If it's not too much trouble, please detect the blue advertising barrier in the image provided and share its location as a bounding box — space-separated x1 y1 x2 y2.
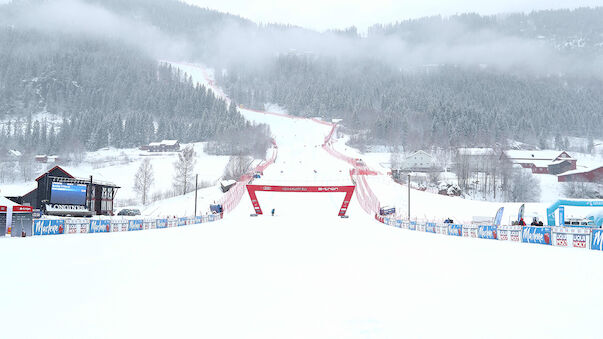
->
426 222 436 233
448 224 462 237
128 219 143 231
178 217 187 226
478 225 498 240
156 219 167 229
195 216 203 224
89 220 110 233
395 219 403 228
591 229 603 251
33 219 65 235
522 226 552 245
409 221 417 231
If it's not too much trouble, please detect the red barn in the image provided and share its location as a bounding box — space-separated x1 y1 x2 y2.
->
557 166 603 183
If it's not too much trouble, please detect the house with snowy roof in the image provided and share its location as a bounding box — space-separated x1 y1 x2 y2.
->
399 150 438 172
147 140 180 152
500 150 576 175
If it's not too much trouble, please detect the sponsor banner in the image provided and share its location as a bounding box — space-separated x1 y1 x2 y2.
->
494 207 504 227
591 230 603 251
559 206 565 226
187 217 195 225
33 219 65 236
552 227 591 249
167 219 178 228
522 227 552 245
478 225 497 240
417 223 426 232
395 219 403 228
66 219 89 234
498 225 522 242
156 219 167 229
435 224 448 235
195 216 203 224
128 219 143 231
90 219 111 233
425 222 436 233
409 221 417 231
178 217 187 226
448 224 462 237
111 220 128 232
143 220 154 230
462 225 478 238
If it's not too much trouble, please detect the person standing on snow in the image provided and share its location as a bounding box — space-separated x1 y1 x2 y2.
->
271 208 275 216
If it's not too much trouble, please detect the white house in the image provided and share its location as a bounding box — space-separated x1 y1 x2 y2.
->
400 150 436 171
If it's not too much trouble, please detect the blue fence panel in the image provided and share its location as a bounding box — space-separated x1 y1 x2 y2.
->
178 217 187 226
156 219 167 229
591 229 603 251
426 222 436 233
409 221 417 231
89 220 111 233
478 225 498 240
33 220 65 235
395 219 403 228
195 216 203 224
448 224 462 237
128 219 143 231
522 226 552 245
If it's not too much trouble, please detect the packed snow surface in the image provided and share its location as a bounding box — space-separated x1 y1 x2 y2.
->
2 62 603 338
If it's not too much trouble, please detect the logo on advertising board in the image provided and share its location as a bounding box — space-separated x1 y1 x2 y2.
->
156 219 168 229
573 234 587 248
499 231 508 241
511 230 521 242
128 220 143 231
34 220 65 236
396 220 403 228
522 227 551 245
448 224 462 236
409 221 416 230
0 206 6 212
555 233 568 247
591 230 603 251
89 220 110 233
178 217 187 226
318 187 339 191
478 226 497 240
426 223 436 233
13 205 33 212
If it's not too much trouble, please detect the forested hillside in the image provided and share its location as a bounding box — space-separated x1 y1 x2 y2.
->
220 54 602 149
0 10 271 158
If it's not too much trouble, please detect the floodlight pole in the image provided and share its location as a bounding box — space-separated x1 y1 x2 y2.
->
407 173 411 221
194 174 198 216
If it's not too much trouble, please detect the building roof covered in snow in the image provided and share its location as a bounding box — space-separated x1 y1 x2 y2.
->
161 140 179 146
457 148 495 156
502 150 574 161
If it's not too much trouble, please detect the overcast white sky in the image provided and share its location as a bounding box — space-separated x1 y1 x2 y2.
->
185 0 602 31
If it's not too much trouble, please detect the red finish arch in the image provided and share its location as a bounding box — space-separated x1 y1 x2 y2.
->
246 185 355 217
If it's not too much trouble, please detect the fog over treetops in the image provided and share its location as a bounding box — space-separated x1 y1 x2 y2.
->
1 0 601 150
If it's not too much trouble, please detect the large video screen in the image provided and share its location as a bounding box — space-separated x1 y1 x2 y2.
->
50 182 87 205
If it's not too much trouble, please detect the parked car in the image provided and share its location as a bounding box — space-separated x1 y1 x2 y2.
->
117 208 141 216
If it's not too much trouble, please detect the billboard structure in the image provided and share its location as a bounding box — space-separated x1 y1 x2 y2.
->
50 182 87 205
246 185 355 217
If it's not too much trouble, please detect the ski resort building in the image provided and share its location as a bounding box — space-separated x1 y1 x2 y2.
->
398 150 438 172
557 165 603 183
6 166 120 217
500 150 576 175
146 140 180 152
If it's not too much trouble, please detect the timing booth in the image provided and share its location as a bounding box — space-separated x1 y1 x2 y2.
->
17 166 120 217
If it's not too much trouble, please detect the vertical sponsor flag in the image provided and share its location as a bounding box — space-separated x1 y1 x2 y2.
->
559 206 565 226
517 204 525 223
494 207 504 227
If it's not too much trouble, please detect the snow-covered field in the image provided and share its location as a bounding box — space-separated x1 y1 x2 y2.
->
2 62 603 338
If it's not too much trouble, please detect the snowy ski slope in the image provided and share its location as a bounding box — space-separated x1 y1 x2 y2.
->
1 62 603 339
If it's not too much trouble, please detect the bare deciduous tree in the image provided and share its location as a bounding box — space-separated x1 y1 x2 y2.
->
134 159 154 205
223 155 253 181
173 145 196 195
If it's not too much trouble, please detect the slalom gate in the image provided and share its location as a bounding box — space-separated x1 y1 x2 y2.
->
246 185 355 216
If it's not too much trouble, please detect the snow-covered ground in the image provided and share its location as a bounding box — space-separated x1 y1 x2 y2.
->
2 62 603 338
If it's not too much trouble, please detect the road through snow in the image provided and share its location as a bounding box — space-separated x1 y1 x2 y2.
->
1 62 603 339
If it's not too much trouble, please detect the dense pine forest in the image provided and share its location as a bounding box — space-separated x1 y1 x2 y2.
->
0 28 270 157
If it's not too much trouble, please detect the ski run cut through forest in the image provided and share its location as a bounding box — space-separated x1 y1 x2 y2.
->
1 61 603 339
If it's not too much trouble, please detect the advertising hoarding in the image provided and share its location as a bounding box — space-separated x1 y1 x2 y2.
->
50 182 87 205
